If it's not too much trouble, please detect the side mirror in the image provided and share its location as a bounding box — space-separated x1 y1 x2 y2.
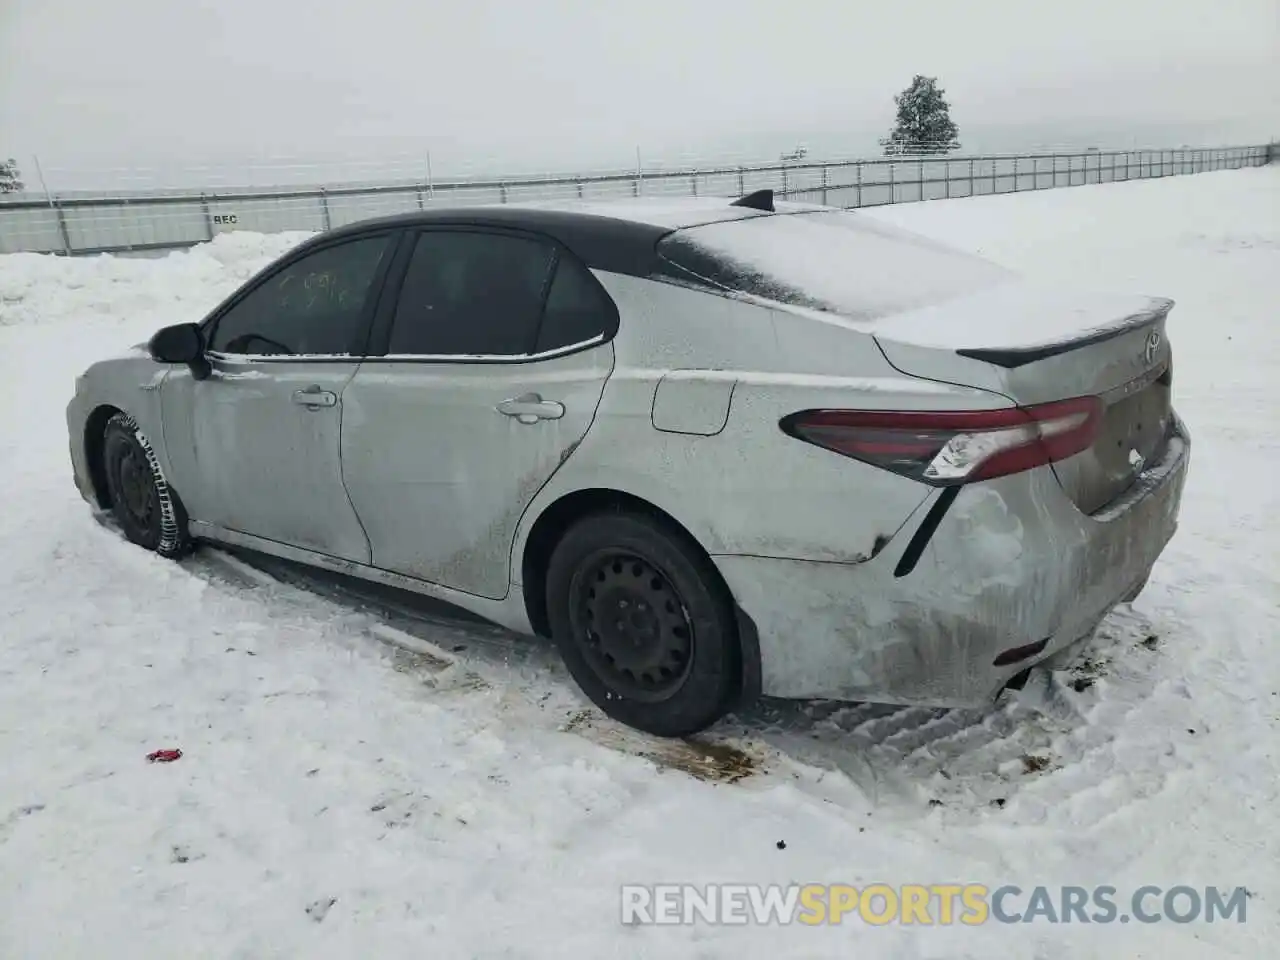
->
148 323 211 380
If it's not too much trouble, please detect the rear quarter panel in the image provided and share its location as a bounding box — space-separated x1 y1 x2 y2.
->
511 274 1010 571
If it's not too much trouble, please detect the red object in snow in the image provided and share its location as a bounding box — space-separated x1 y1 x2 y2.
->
146 749 183 763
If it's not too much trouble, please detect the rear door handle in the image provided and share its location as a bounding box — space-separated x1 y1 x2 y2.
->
496 392 565 424
292 386 338 409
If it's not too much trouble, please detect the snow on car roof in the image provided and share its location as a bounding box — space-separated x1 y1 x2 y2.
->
659 208 1015 321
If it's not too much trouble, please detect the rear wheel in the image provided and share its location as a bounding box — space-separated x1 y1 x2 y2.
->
101 412 191 558
546 511 739 737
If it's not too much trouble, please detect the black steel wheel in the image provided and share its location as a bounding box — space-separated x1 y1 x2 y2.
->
101 412 191 558
570 549 695 703
546 510 739 737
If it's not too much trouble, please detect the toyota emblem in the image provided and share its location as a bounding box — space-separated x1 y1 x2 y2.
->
1143 329 1161 365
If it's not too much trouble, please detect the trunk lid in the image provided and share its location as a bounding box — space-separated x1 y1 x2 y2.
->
873 282 1174 514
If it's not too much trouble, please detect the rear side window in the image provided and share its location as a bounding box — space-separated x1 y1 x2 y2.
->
388 231 555 356
535 255 618 353
657 210 1011 320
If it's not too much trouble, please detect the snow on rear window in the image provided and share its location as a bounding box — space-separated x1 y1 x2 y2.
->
658 210 1013 320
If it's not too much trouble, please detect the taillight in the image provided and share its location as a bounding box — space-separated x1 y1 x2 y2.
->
779 396 1103 485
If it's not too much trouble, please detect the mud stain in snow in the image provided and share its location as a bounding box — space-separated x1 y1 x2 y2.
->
569 715 762 785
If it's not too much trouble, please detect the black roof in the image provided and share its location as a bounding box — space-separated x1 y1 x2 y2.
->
312 198 781 279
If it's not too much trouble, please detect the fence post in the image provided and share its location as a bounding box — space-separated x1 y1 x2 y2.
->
500 182 509 204
201 192 214 240
320 188 332 230
821 165 829 206
737 166 745 195
54 204 72 255
122 196 134 252
32 154 72 255
855 161 862 207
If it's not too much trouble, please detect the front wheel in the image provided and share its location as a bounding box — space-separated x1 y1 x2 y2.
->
545 511 740 737
101 412 191 558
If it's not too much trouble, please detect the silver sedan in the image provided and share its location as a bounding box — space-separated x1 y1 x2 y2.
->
65 191 1189 736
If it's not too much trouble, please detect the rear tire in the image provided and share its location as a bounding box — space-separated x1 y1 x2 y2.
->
545 511 739 737
101 412 191 559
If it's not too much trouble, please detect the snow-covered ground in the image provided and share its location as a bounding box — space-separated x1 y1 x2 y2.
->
2 168 1277 959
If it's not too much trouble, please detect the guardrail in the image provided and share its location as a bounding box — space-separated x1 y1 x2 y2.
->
0 144 1271 256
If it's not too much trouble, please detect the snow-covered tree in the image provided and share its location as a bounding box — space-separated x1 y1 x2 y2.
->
0 158 23 193
881 76 960 156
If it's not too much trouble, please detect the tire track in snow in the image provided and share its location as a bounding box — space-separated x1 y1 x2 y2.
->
179 540 1193 826
191 547 773 788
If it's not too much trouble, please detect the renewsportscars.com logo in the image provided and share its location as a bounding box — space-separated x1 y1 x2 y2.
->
621 884 1251 926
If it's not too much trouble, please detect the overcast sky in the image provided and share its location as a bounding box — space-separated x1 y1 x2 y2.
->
1 0 1276 186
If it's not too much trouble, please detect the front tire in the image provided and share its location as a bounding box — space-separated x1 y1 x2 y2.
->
101 412 191 559
546 511 740 737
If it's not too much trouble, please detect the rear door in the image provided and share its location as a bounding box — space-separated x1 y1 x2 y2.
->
160 232 397 560
340 227 616 599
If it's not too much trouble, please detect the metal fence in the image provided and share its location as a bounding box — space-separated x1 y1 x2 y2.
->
0 143 1272 257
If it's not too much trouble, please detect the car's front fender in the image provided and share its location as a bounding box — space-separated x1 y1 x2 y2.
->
68 352 174 506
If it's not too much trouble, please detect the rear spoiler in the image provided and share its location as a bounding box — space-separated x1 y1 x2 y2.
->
956 298 1174 368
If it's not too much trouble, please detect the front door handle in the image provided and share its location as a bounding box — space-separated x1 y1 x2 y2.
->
496 392 565 424
292 386 337 409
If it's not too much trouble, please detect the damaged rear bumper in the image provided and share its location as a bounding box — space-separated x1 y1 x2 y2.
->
715 414 1190 706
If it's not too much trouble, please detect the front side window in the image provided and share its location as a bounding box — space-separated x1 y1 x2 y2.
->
388 230 555 356
209 235 391 356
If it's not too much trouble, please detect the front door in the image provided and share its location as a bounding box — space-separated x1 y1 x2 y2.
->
161 232 396 561
340 228 617 599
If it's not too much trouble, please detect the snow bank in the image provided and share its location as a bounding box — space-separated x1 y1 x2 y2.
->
0 231 313 330
1 168 1277 959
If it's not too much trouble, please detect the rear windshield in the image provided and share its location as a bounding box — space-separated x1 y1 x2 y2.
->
656 210 1011 320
